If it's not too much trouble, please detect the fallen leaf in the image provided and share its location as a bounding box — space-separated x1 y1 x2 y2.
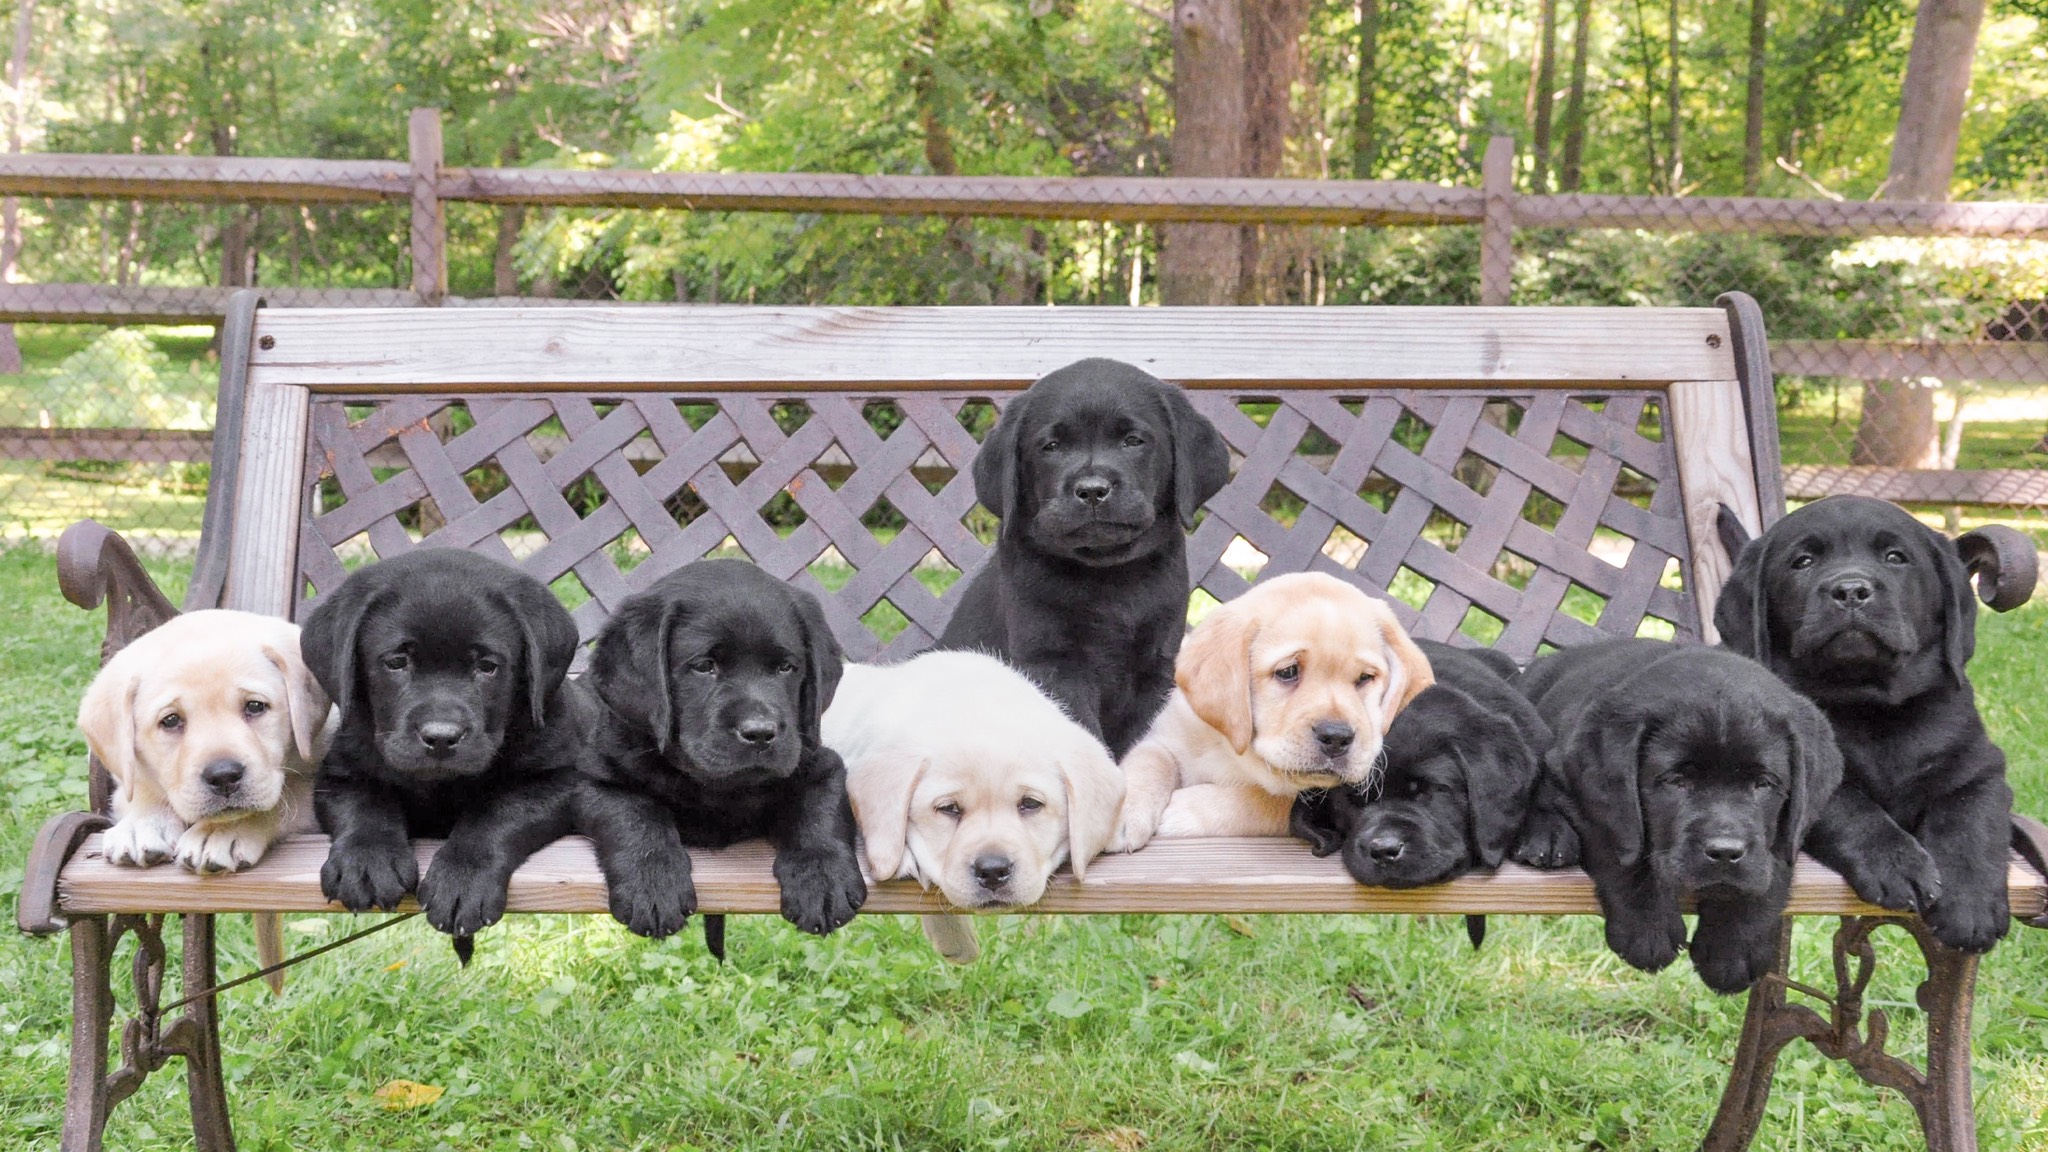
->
384 960 407 972
1087 1126 1150 1151
372 1080 443 1111
1222 915 1257 938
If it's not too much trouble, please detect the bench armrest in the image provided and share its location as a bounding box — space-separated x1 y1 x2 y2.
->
16 811 110 935
2014 815 2048 930
57 519 179 814
1958 524 2037 613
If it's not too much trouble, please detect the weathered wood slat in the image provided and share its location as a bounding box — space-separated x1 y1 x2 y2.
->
247 306 1738 391
0 427 212 463
223 383 310 617
1772 340 2048 385
54 833 2048 918
439 167 1485 226
0 153 411 202
1668 379 1765 642
1783 465 2048 508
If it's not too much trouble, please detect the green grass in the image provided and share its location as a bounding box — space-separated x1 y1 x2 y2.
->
4 546 2048 1150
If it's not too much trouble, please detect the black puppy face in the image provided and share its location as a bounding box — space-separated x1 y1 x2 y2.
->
1297 686 1536 888
300 549 581 784
1720 496 1971 706
973 359 1229 567
1561 652 1841 898
590 560 842 785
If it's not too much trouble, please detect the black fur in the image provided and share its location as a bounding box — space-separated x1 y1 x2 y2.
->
577 559 866 942
1516 639 1842 993
1717 495 2022 953
301 549 586 951
937 358 1230 758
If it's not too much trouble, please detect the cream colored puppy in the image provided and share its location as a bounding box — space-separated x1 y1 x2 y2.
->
1117 572 1433 847
78 610 330 875
828 650 1124 961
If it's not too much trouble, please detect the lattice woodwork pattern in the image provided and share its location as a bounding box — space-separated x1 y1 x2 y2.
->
297 389 1699 664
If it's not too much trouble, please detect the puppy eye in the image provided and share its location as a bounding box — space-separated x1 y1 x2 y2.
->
242 700 269 719
1274 663 1300 683
935 801 963 819
1884 549 1909 565
158 713 184 732
1040 438 1060 453
1018 796 1045 814
382 653 409 672
1356 671 1377 687
687 658 716 675
1790 555 1815 570
776 660 797 675
1121 433 1145 448
474 658 499 677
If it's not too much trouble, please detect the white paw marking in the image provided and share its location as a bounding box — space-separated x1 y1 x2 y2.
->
175 822 272 875
104 810 185 868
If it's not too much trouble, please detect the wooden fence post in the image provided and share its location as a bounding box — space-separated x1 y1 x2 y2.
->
409 108 446 306
1480 135 1515 306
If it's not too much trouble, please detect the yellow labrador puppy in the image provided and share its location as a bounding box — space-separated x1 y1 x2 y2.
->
78 610 330 875
1116 572 1433 848
827 650 1124 963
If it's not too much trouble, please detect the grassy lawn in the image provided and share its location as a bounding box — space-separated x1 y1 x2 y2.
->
4 545 2048 1151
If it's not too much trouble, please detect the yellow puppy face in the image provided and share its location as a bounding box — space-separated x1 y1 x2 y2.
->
79 611 326 827
1178 572 1433 793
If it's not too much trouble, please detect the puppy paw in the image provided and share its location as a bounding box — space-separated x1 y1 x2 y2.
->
777 850 867 936
605 850 696 939
418 854 511 938
1923 886 2010 954
1837 842 1943 914
1511 811 1580 869
104 810 184 867
1111 807 1161 854
1605 912 1686 973
320 841 419 912
174 821 272 875
1690 934 1778 995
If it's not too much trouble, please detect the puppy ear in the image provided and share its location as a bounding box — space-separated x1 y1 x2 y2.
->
505 580 580 727
591 596 683 754
1924 525 1982 686
1288 787 1348 856
1374 614 1436 730
1458 711 1544 869
1714 520 1772 662
298 576 379 723
78 656 142 793
790 588 845 744
263 638 331 763
1058 736 1125 879
1776 696 1844 864
845 753 923 881
1553 705 1649 869
1176 599 1257 754
1158 386 1231 529
971 391 1027 525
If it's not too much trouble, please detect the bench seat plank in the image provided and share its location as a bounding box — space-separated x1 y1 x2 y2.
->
56 834 2048 919
246 306 1737 392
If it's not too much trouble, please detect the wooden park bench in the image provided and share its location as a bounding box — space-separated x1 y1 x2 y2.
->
19 289 2048 1152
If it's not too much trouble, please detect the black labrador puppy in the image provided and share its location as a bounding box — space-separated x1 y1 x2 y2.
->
1716 495 2037 953
1516 639 1842 993
301 549 587 957
577 559 866 944
938 358 1231 758
1292 640 1550 887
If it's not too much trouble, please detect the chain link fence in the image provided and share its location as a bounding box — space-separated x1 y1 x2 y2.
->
0 124 2042 552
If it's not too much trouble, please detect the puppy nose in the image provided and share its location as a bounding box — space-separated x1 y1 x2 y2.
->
417 721 467 755
1313 721 1355 757
1072 476 1113 505
1703 836 1748 864
1366 833 1405 863
200 760 245 795
1828 577 1874 608
736 718 778 746
971 854 1013 888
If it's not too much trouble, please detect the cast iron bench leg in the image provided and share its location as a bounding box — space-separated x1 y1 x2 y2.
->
61 916 114 1152
1702 916 1979 1152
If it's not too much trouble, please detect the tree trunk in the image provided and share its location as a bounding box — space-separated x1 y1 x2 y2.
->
911 0 980 300
1664 0 1681 192
1560 0 1592 191
1238 0 1309 303
1160 0 1244 306
1529 0 1559 193
1853 0 1987 467
494 140 522 297
1353 0 1381 177
0 0 34 374
1742 0 1766 194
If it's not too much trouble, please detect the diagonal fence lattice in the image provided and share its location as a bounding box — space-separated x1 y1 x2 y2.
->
300 387 1699 665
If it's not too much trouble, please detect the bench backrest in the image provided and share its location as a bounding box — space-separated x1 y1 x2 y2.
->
207 299 1779 665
